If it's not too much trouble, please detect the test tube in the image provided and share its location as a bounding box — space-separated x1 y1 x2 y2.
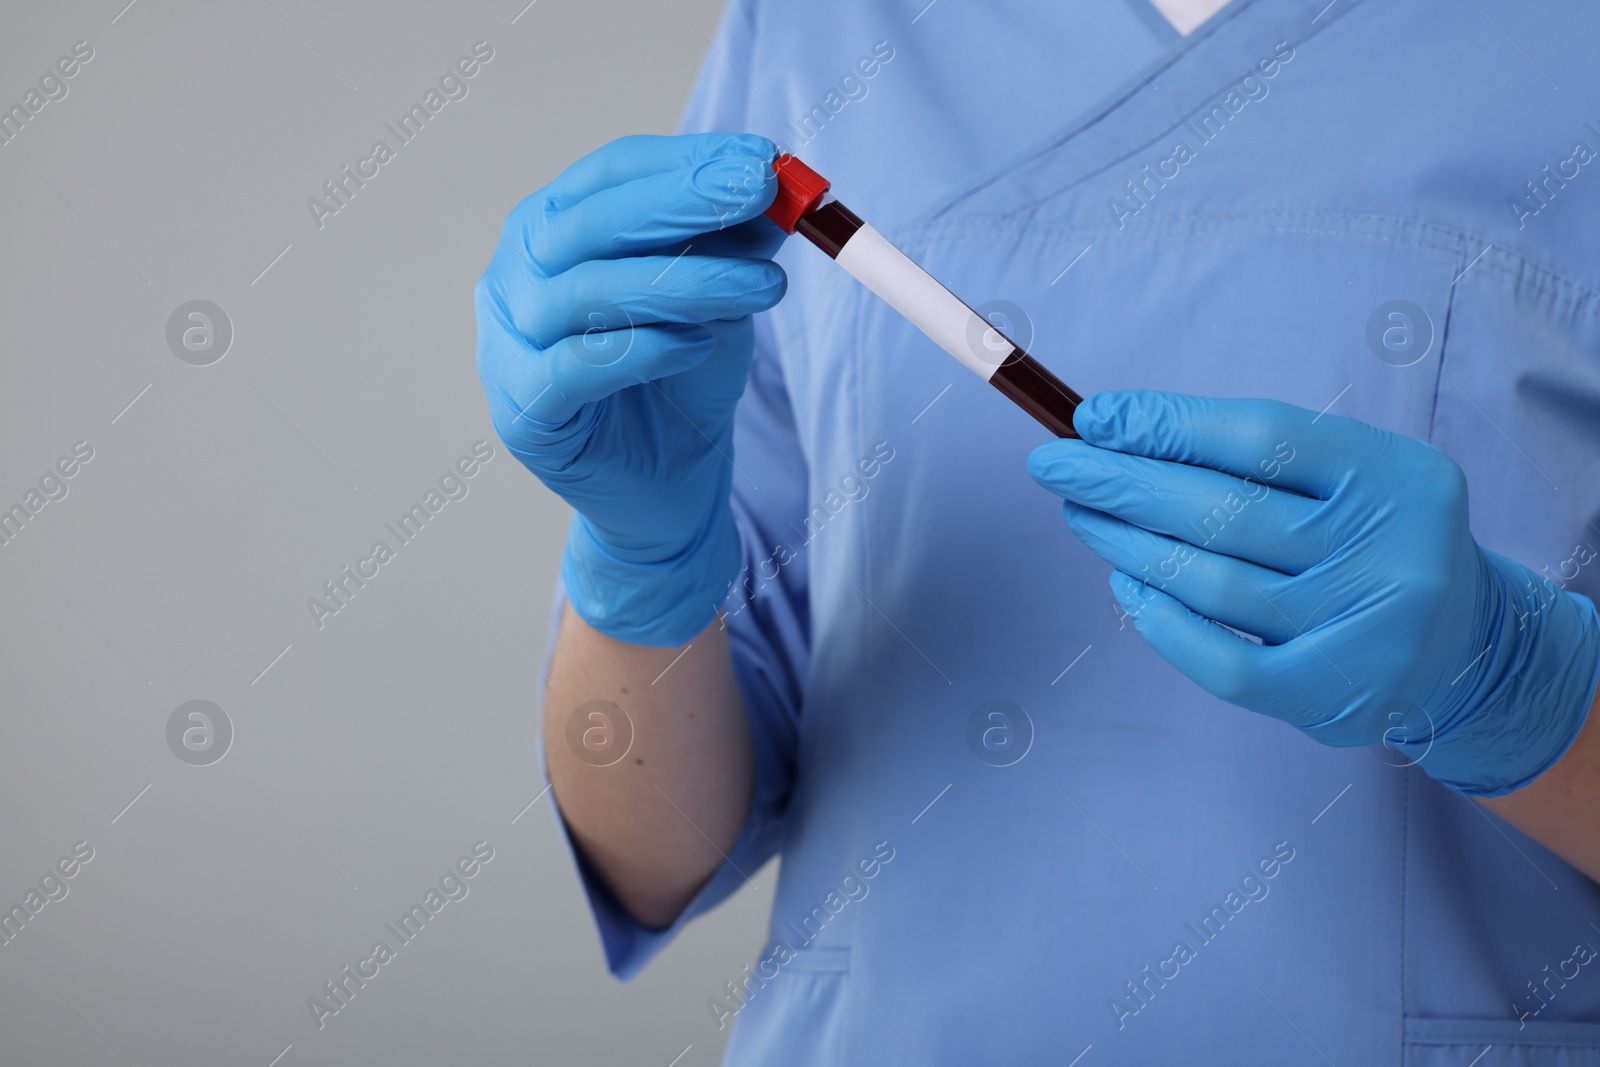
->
763 154 1083 438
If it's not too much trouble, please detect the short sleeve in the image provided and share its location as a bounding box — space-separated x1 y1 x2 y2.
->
535 0 811 980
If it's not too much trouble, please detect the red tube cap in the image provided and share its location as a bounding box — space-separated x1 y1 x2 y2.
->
764 154 831 234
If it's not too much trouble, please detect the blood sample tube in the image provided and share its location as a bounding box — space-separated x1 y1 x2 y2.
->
763 154 1083 438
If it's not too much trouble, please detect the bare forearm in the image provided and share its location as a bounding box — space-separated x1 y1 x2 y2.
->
543 603 752 929
1480 680 1600 883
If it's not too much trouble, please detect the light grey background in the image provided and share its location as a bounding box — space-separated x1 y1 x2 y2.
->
0 2 775 1064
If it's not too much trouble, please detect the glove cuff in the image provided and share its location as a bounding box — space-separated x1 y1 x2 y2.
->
560 504 741 647
1416 551 1600 797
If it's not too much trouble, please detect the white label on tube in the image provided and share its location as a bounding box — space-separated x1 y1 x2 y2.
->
834 223 1007 381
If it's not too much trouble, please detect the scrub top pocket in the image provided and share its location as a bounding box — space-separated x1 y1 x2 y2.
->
1405 1019 1600 1066
724 947 854 1065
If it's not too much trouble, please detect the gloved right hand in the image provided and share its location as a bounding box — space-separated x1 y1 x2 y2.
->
475 133 785 646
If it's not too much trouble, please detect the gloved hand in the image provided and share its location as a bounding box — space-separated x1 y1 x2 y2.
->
475 133 785 645
1027 390 1600 797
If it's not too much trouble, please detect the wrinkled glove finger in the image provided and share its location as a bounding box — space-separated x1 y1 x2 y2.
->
1029 438 1328 575
1062 501 1305 643
487 254 784 350
1072 390 1386 502
511 148 776 276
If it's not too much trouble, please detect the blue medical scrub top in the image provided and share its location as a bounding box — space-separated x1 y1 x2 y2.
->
538 0 1600 1062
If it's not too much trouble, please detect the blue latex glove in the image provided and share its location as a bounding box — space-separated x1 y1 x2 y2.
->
1028 390 1600 797
475 133 785 645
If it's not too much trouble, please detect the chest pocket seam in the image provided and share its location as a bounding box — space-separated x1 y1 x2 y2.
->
920 210 1600 320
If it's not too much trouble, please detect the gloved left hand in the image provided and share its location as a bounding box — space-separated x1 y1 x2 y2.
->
1027 390 1600 797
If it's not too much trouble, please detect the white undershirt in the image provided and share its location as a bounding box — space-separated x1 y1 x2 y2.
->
1148 0 1233 35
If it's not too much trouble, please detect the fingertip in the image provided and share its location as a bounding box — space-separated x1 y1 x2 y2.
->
1072 390 1133 445
1109 568 1143 604
1107 570 1263 706
1082 390 1205 458
692 155 779 225
1108 570 1156 631
1059 498 1097 532
749 255 787 292
739 260 788 312
1072 391 1107 443
658 321 718 349
1026 438 1085 487
714 258 788 309
758 260 788 306
1026 444 1057 484
714 132 778 162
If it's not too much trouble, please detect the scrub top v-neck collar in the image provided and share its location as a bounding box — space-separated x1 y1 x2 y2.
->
1124 0 1187 41
925 0 1372 229
1134 0 1242 38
